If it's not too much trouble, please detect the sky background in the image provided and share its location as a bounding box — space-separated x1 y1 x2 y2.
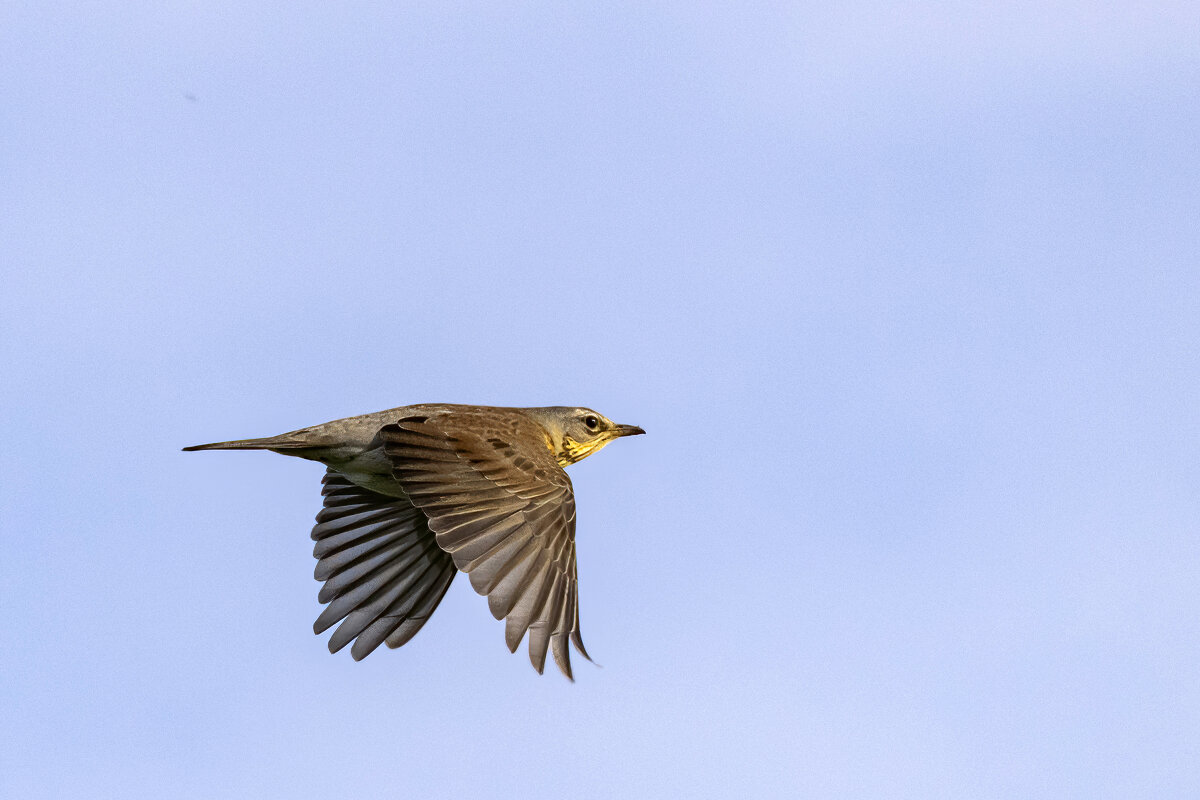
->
3 2 1199 798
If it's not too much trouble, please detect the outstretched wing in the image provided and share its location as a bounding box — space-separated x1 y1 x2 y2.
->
380 413 590 679
310 471 456 661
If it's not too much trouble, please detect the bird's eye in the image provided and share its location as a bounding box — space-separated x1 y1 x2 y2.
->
584 415 599 430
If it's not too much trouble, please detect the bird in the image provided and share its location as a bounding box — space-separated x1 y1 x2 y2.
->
183 404 645 680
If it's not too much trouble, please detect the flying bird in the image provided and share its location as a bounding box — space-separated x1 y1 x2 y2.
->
184 404 644 679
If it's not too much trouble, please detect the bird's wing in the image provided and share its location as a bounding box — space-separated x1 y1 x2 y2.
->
380 413 590 679
310 470 456 660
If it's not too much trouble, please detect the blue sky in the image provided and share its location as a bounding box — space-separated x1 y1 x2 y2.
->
3 3 1199 797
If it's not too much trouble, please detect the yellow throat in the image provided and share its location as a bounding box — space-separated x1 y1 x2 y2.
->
555 435 609 467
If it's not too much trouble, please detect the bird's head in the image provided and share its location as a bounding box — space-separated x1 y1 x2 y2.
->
522 407 645 467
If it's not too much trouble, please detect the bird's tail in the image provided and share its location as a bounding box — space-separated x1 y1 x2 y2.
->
182 435 311 452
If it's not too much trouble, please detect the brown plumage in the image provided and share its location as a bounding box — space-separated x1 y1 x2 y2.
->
184 404 644 680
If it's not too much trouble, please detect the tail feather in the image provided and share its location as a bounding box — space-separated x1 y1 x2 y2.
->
182 436 309 452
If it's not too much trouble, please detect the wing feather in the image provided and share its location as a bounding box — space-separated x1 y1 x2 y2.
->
381 412 591 679
308 471 455 655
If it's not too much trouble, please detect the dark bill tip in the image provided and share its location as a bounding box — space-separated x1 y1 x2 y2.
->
613 424 646 437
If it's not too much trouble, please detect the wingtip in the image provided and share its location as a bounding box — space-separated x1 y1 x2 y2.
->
551 635 574 681
570 631 595 664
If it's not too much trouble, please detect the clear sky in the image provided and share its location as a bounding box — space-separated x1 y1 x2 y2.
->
3 3 1199 798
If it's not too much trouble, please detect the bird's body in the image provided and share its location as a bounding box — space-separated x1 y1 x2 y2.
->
184 404 643 679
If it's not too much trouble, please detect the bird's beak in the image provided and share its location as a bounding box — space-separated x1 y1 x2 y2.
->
612 424 646 438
